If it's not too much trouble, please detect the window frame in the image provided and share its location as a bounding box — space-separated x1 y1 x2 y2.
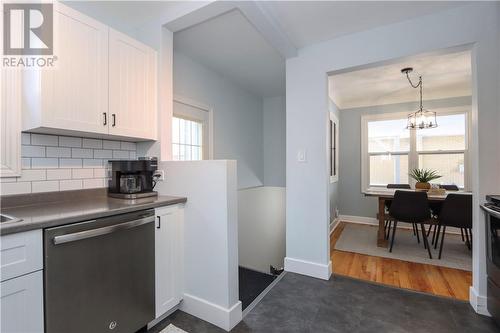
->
172 96 213 161
361 107 470 191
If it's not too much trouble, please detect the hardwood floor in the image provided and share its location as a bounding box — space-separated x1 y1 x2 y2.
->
330 222 472 301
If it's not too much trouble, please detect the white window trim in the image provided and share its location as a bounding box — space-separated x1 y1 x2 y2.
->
329 111 339 183
173 95 214 160
361 106 471 192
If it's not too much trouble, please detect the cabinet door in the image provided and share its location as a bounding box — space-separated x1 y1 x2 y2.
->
38 3 109 134
0 68 21 178
155 205 183 318
1 271 44 333
109 28 157 140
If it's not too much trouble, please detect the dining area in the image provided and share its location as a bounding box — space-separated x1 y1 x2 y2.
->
363 182 473 261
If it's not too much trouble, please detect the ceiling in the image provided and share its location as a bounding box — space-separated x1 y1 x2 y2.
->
329 50 472 110
174 9 285 98
260 1 468 49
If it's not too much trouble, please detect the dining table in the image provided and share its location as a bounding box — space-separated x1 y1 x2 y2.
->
363 188 472 248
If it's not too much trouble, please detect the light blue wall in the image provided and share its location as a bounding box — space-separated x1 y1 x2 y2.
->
338 96 472 218
174 51 264 189
263 96 286 187
328 99 340 222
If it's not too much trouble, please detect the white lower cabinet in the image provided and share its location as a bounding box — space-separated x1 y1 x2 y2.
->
1 270 44 333
155 205 184 318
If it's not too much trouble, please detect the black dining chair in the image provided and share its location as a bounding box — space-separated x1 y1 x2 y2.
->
435 193 472 259
428 184 461 243
388 190 433 259
384 184 412 239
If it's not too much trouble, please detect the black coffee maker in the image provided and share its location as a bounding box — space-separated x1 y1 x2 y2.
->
108 158 158 199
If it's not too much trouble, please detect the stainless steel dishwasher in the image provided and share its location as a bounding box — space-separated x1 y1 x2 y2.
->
44 209 155 333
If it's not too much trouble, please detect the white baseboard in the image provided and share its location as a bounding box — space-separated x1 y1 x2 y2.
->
330 218 340 235
180 293 242 331
339 215 461 235
339 215 378 225
469 286 491 316
284 257 332 280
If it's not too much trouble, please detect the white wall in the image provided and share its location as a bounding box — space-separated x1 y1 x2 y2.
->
238 186 286 273
338 96 472 218
263 96 286 187
286 3 499 316
173 51 264 189
155 160 241 331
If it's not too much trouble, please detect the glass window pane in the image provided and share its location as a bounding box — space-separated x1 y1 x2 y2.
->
369 154 409 186
183 145 191 160
418 153 464 188
172 117 180 144
417 113 466 151
172 144 180 161
368 119 410 153
192 121 202 146
192 146 201 161
179 118 186 144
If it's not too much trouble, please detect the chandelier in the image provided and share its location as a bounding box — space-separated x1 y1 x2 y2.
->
401 67 437 130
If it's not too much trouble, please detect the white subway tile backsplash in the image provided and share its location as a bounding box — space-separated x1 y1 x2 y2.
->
59 158 83 168
112 150 129 159
82 138 102 149
72 148 93 158
2 133 137 195
31 134 58 146
59 136 82 148
60 179 83 191
1 182 31 195
22 158 31 169
32 158 59 169
46 147 71 158
103 140 121 150
18 169 46 182
83 178 104 189
0 177 17 183
121 142 136 151
72 168 93 179
22 145 45 157
83 159 103 168
32 180 59 193
93 168 106 178
21 133 31 145
94 149 113 159
47 169 72 180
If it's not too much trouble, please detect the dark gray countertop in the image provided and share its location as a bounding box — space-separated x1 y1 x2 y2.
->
0 189 187 235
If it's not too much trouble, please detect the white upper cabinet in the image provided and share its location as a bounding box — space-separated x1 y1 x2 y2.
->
23 4 109 136
109 29 157 140
22 3 157 141
1 68 22 178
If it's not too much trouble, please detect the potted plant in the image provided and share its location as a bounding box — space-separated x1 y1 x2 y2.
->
409 168 442 190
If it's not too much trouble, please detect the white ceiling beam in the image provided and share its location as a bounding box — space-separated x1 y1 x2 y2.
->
236 1 297 58
164 1 297 59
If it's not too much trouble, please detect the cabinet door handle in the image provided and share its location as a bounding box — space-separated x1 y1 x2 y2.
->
156 216 161 229
112 114 116 127
103 113 107 126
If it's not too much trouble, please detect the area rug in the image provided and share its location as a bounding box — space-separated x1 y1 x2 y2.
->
160 324 188 333
334 223 472 271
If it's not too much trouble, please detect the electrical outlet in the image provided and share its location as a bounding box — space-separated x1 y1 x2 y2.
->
154 169 165 181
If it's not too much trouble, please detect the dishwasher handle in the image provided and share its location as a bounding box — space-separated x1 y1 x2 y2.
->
53 215 154 245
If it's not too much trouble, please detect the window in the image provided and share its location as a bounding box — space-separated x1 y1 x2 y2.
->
172 99 211 161
362 109 469 189
172 116 203 161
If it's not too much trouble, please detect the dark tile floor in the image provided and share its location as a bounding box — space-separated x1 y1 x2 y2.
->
150 273 498 333
238 266 276 310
